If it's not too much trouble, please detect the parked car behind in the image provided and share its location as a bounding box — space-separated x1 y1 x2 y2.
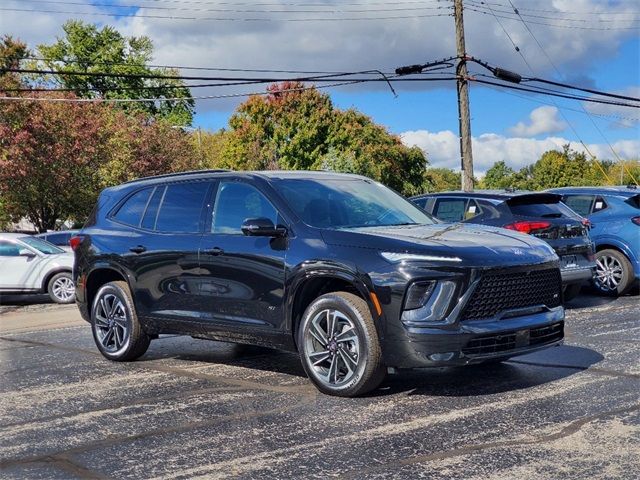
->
74 170 565 397
411 190 595 301
0 233 75 303
548 186 640 295
36 230 79 252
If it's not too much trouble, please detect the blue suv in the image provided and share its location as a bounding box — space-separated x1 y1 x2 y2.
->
548 186 640 295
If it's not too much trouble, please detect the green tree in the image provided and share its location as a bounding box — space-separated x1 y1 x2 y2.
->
483 161 516 189
221 82 427 194
37 20 194 125
422 168 461 192
0 36 29 92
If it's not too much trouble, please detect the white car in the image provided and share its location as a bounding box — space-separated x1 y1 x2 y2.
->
0 233 75 304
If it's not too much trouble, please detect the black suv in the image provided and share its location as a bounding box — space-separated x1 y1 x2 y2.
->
411 191 596 301
74 171 565 397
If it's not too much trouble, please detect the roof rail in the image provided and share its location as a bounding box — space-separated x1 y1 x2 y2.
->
122 169 230 185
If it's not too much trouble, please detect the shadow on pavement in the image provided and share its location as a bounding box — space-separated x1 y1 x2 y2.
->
139 335 603 398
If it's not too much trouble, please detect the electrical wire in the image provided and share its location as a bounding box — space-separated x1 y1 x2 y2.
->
0 6 454 21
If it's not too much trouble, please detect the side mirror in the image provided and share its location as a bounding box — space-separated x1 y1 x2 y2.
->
19 248 36 257
241 217 287 237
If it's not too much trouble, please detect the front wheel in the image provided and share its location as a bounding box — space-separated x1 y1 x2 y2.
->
298 292 386 397
91 281 150 361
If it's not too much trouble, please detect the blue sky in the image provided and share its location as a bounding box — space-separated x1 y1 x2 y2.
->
2 0 639 172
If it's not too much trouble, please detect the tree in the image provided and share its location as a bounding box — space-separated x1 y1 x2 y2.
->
0 94 113 231
220 82 427 194
483 161 516 189
422 168 461 192
36 20 194 125
0 36 29 91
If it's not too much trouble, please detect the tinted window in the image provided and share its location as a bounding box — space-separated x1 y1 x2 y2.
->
593 195 608 213
113 188 153 227
0 240 20 257
155 182 210 233
45 232 72 246
433 198 466 222
275 178 434 229
412 198 428 210
624 194 640 209
212 182 278 234
563 195 594 216
509 201 580 219
141 186 165 230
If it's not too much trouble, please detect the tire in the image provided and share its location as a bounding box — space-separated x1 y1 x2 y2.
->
91 281 150 361
593 249 633 296
47 272 76 304
297 292 386 397
562 284 582 302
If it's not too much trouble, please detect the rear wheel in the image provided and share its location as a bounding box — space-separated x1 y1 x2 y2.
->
47 272 75 304
594 249 633 296
298 292 386 397
91 281 150 361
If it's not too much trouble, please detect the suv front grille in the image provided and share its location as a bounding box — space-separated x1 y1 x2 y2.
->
461 267 562 321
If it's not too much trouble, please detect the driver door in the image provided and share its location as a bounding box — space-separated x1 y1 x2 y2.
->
197 180 288 334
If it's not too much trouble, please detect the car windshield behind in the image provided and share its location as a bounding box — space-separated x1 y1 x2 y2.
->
20 236 65 254
274 177 436 229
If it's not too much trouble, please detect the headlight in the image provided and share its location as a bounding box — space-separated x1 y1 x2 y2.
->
381 252 462 263
402 280 458 325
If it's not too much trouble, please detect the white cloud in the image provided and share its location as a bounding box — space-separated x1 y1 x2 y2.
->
508 106 567 137
401 129 640 174
1 0 638 114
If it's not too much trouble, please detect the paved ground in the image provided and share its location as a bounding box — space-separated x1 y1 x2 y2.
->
0 292 638 479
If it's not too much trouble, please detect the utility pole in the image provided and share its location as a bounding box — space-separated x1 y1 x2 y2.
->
454 0 474 191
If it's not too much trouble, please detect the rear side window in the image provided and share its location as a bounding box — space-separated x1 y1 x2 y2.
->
563 195 594 216
155 182 210 233
412 197 429 210
45 233 71 246
141 186 165 230
433 198 466 222
593 196 608 213
113 188 153 227
624 194 640 209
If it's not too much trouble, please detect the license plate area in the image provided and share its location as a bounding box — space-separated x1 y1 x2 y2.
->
562 255 578 268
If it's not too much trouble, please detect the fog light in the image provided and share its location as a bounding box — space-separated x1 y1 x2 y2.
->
428 352 455 362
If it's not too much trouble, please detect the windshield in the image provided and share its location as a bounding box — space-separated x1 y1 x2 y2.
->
274 177 436 229
19 236 65 255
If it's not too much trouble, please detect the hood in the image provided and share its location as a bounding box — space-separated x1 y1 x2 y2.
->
321 223 558 267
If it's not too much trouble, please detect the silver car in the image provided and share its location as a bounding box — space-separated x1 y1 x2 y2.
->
0 233 75 304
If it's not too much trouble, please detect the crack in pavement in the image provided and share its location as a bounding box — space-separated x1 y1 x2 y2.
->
339 403 640 478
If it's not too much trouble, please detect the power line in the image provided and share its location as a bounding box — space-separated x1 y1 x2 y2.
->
466 1 640 22
465 0 638 16
504 0 638 184
465 7 639 30
22 0 453 14
0 6 454 21
523 78 640 103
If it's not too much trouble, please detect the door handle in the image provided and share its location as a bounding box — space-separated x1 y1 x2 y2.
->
129 245 147 254
203 247 224 256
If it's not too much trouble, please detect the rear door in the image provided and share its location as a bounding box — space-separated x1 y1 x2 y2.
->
107 181 211 324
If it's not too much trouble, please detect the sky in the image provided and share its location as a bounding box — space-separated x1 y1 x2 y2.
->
1 0 639 174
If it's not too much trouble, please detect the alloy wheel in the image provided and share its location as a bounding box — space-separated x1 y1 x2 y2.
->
595 254 624 292
304 309 361 387
94 293 129 353
51 276 75 302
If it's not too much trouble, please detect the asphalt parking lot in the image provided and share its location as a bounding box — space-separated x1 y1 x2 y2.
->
0 293 638 479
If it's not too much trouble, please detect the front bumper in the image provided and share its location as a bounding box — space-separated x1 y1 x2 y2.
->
381 306 565 368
